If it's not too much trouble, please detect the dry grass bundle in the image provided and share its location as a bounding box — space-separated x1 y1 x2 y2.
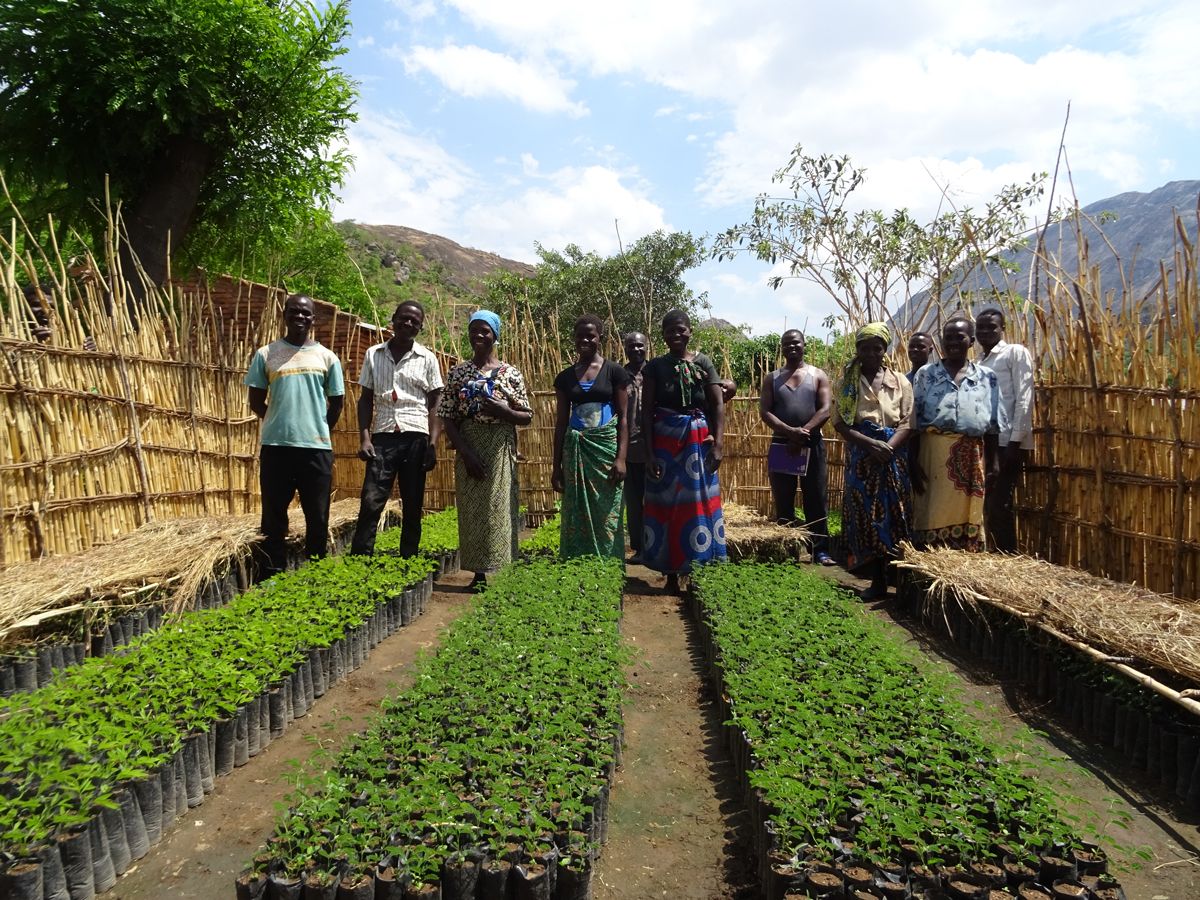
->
722 501 812 563
896 544 1200 687
0 498 371 643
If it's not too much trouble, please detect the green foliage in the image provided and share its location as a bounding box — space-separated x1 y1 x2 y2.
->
257 558 626 886
694 329 857 387
712 145 1044 329
0 0 357 269
0 553 432 852
692 562 1081 869
374 507 460 556
484 231 707 347
519 512 562 558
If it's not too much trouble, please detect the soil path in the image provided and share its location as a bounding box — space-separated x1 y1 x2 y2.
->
593 567 757 900
110 569 474 900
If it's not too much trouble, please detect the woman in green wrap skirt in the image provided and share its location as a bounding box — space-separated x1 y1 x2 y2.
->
552 314 631 558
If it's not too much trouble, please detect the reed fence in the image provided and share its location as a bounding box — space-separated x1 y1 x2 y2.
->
2 203 1198 599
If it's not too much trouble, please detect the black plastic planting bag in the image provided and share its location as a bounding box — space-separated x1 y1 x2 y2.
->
34 839 70 900
132 773 164 845
100 799 131 875
300 870 337 899
0 857 43 900
235 867 268 900
477 859 510 900
335 870 374 899
512 862 550 900
266 871 303 899
89 813 117 893
57 823 95 900
372 863 411 900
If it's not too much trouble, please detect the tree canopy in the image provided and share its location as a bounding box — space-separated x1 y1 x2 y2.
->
0 0 357 286
483 230 708 349
712 145 1044 331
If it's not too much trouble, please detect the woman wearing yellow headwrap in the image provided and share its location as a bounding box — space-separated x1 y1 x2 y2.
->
832 322 914 599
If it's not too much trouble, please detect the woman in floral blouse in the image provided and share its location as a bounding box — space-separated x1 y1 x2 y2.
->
437 310 532 589
910 315 1006 552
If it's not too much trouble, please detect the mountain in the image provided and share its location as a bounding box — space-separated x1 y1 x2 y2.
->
896 179 1199 327
336 221 535 319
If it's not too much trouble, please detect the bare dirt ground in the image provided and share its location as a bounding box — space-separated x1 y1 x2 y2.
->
594 567 757 900
110 569 474 900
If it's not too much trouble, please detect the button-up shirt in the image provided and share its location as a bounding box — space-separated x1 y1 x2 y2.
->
854 366 912 430
358 340 444 435
912 360 1006 438
978 340 1035 449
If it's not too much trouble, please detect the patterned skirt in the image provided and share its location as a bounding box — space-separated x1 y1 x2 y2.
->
912 429 985 552
843 421 912 572
454 419 520 573
642 409 727 574
561 419 625 559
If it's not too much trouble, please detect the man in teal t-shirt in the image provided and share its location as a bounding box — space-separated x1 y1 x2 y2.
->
245 294 345 575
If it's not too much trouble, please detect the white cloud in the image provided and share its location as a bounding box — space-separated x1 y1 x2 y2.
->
691 261 843 339
334 115 475 234
401 44 588 117
389 0 439 20
520 153 540 176
461 166 668 262
357 35 375 48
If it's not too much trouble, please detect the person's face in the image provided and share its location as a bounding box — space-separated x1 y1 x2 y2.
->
283 297 315 338
941 321 974 363
663 318 691 354
781 331 805 365
468 319 496 354
624 333 647 366
857 336 887 372
392 304 424 339
907 335 933 369
575 322 601 358
975 314 1003 352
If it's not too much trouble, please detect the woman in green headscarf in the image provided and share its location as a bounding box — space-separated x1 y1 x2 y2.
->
832 322 914 599
640 309 728 593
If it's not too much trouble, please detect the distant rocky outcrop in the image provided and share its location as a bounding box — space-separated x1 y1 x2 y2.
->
352 223 535 294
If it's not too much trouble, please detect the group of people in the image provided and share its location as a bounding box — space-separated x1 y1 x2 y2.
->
244 295 1032 598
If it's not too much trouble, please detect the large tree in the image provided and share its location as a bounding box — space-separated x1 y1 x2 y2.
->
712 145 1044 330
0 0 357 286
485 230 708 347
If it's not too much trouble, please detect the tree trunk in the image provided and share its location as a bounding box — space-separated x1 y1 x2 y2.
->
120 134 213 291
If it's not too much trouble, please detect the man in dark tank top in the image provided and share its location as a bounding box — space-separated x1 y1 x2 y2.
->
758 329 835 564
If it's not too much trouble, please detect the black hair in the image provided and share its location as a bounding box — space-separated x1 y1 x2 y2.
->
781 328 805 341
575 313 605 337
623 330 647 342
908 330 933 343
662 309 691 329
976 307 1005 327
394 300 425 318
285 293 315 309
943 314 976 339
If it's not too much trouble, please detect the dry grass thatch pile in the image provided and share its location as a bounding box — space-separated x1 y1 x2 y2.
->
722 501 812 563
0 498 370 643
896 544 1200 687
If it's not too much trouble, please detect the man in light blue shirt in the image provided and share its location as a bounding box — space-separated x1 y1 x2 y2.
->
245 294 345 575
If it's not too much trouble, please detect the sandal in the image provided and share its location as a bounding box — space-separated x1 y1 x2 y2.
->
814 552 836 567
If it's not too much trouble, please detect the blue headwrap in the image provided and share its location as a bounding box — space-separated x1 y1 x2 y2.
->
469 309 502 341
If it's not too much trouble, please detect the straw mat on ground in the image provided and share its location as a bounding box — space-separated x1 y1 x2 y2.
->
0 498 373 643
897 545 1200 686
723 501 812 563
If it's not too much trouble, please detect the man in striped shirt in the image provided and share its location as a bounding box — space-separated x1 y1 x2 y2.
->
350 301 445 557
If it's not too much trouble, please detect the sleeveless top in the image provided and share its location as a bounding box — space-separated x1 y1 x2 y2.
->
769 366 823 444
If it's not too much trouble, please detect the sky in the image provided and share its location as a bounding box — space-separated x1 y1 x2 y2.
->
331 0 1200 337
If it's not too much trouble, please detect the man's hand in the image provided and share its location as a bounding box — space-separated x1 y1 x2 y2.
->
1000 442 1023 472
552 467 565 493
423 442 437 472
358 437 377 461
480 395 512 421
708 442 723 472
609 459 626 484
868 439 893 464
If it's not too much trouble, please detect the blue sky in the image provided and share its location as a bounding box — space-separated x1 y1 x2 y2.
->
331 0 1199 336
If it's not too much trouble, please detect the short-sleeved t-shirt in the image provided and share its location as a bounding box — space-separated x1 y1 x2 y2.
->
644 352 721 412
245 339 345 449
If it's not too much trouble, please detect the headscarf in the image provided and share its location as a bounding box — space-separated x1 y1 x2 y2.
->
837 322 891 426
469 309 502 341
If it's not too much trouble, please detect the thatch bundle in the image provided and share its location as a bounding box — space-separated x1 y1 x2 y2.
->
0 498 374 643
896 544 1200 687
722 501 812 563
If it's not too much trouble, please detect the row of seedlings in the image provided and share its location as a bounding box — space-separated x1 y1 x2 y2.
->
902 583 1200 816
519 511 562 560
689 563 1126 900
0 514 392 696
238 557 626 900
375 507 462 577
0 548 435 900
